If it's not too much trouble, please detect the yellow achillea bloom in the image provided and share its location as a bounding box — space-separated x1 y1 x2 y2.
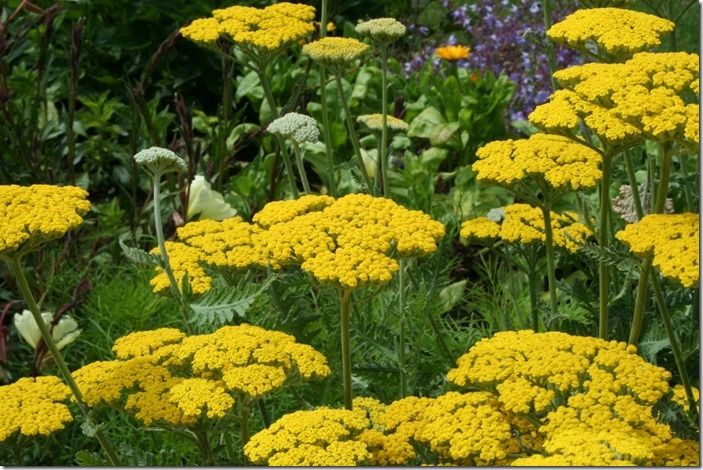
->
461 204 591 253
651 437 700 466
671 384 700 412
149 241 212 295
473 133 602 192
616 212 699 288
547 8 674 59
244 400 373 466
0 185 90 258
181 3 315 53
435 45 470 61
73 324 329 426
302 37 369 67
150 194 445 292
0 376 73 441
357 113 409 132
529 89 642 146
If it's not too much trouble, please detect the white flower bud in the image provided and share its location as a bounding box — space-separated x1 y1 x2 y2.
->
13 310 81 351
267 112 320 145
187 175 238 221
133 146 187 175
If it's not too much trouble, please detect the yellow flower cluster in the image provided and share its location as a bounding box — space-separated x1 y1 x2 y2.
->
615 213 699 288
671 385 700 412
551 52 698 143
460 204 592 253
0 376 73 441
302 37 369 67
244 400 373 466
529 89 642 146
150 194 445 292
180 2 315 52
435 45 470 61
547 8 674 58
0 185 91 258
444 330 701 466
73 324 329 426
473 133 602 192
149 241 212 295
357 113 409 132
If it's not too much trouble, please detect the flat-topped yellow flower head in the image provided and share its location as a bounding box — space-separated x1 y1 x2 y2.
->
303 37 369 67
0 185 91 259
435 44 470 61
616 212 699 288
473 134 602 192
357 113 409 132
355 18 406 45
548 8 674 59
460 204 591 253
0 376 73 442
149 241 212 295
245 404 373 466
182 3 315 53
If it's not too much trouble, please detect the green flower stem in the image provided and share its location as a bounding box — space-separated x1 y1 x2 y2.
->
650 273 698 418
223 431 237 464
628 146 673 345
526 249 540 332
255 66 299 198
257 397 271 428
398 258 407 398
623 151 645 216
540 203 559 317
6 257 121 466
379 46 390 197
541 0 558 92
292 143 312 194
333 73 374 193
340 288 353 410
217 56 233 191
598 153 613 339
318 0 337 196
678 154 692 211
152 173 191 332
240 398 250 448
194 429 214 466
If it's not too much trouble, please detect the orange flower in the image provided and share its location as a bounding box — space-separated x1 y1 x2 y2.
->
435 44 470 61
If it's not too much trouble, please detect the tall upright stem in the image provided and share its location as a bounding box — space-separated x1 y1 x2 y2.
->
6 258 120 466
256 66 299 198
239 398 250 447
541 0 558 92
629 146 673 344
398 259 407 397
217 56 233 191
292 143 311 194
540 204 558 317
527 251 539 332
333 73 374 193
340 288 353 410
318 0 337 196
379 46 390 197
598 153 613 339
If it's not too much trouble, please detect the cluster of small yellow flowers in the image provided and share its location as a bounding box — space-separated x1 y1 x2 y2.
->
167 378 235 419
434 45 470 61
615 213 699 288
181 3 315 53
671 385 700 412
473 133 602 192
0 376 73 441
0 185 91 258
176 217 266 269
529 89 642 146
551 52 698 144
461 204 591 253
149 194 445 292
357 113 409 132
459 216 501 242
683 103 699 149
252 194 335 227
651 437 700 466
444 330 698 465
73 324 329 427
302 37 369 67
149 241 211 295
547 8 674 59
244 402 373 466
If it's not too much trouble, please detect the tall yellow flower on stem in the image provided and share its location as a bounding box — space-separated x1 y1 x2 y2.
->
0 185 120 465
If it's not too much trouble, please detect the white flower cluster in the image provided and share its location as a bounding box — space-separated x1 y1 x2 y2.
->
267 112 320 144
133 146 187 175
355 18 406 44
